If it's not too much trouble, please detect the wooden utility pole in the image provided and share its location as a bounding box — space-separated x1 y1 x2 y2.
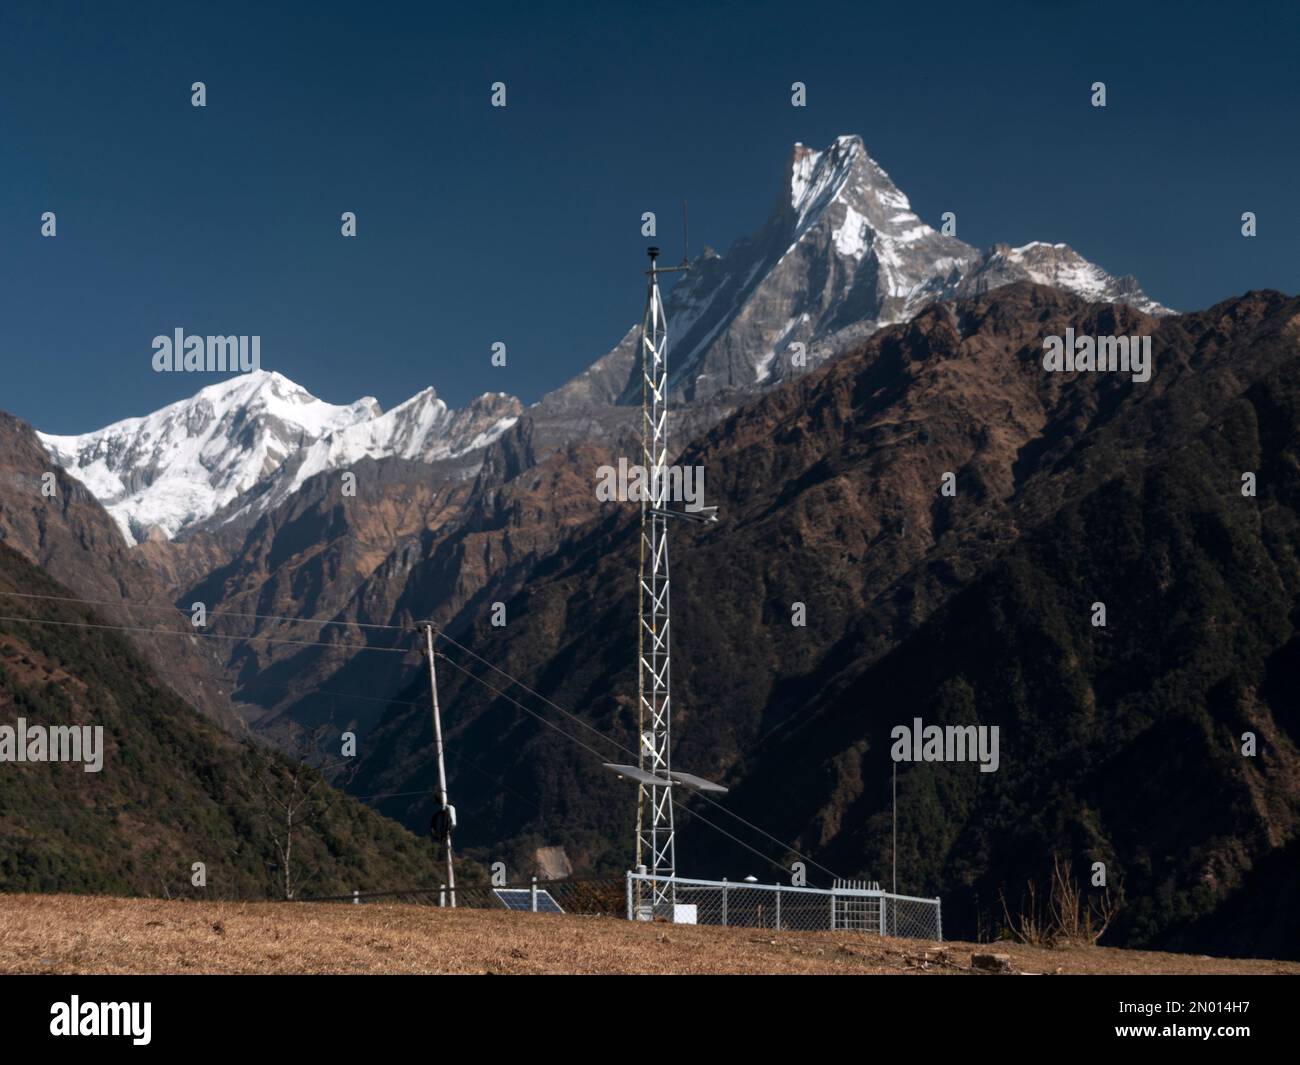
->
423 624 456 906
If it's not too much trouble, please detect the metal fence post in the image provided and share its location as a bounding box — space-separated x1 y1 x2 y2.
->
936 897 943 942
721 879 728 927
439 884 446 908
531 876 538 913
830 891 835 931
774 883 781 932
879 892 886 936
626 871 633 921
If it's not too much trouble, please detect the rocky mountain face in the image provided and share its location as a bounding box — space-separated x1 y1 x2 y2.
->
169 453 474 739
344 285 1300 956
167 433 631 743
955 241 1166 311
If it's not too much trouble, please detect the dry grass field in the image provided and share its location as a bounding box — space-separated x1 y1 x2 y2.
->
1 894 1296 975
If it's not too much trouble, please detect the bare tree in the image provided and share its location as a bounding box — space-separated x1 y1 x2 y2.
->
999 854 1120 947
244 726 356 900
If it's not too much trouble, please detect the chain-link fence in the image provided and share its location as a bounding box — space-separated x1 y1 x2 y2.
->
625 873 941 940
296 874 940 940
295 877 625 916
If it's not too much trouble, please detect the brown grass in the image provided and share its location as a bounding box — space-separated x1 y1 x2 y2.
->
0 894 1295 975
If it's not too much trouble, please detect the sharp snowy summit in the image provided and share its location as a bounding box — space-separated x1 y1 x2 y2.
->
38 371 521 544
543 134 1170 410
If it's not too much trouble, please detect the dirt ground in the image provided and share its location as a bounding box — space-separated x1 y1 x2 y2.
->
0 894 1295 975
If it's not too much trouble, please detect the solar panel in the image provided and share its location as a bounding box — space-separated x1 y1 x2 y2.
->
602 762 674 787
494 888 564 914
667 770 729 793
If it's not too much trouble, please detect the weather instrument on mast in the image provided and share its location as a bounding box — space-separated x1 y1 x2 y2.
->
603 241 725 921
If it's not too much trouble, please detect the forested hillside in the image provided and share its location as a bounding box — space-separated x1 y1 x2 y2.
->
0 543 454 898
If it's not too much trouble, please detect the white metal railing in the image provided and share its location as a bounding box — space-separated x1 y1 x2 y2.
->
625 872 941 940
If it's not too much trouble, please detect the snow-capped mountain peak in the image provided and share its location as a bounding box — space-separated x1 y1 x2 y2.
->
788 134 928 251
789 137 864 223
39 371 522 544
540 134 1172 410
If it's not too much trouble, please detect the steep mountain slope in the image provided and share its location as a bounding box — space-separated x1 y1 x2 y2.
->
0 541 451 898
0 413 236 728
750 387 1300 956
344 285 1300 955
170 454 472 738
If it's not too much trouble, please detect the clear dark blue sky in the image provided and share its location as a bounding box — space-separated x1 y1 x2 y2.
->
2 0 1296 433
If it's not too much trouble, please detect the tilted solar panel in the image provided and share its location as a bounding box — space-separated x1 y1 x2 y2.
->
494 888 564 914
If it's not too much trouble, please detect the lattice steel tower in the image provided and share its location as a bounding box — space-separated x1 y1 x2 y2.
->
608 241 720 918
636 245 676 914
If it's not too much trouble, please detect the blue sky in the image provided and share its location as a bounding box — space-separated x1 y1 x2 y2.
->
2 0 1297 433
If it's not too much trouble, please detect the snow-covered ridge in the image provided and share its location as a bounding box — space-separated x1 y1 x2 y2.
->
281 386 520 502
38 370 521 544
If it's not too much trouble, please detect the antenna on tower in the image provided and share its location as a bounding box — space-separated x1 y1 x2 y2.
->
680 199 690 267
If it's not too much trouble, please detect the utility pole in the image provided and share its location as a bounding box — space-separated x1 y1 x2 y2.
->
423 624 456 906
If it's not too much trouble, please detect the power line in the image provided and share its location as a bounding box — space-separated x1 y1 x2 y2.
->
94 634 776 875
142 661 428 710
0 613 412 654
431 624 634 756
128 650 764 877
437 646 804 880
671 802 806 882
431 639 841 882
0 628 559 839
0 590 409 632
434 649 619 763
0 600 617 874
0 588 423 700
68 788 495 817
107 657 571 854
430 626 843 881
